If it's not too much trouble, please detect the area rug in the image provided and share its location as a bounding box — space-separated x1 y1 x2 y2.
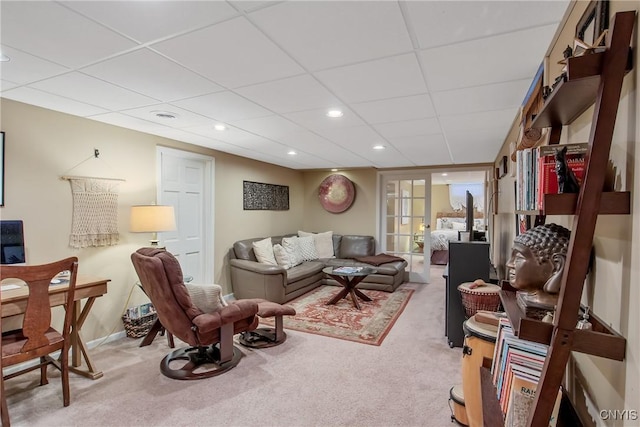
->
261 285 413 346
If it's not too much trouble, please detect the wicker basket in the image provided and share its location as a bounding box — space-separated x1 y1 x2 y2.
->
122 311 157 338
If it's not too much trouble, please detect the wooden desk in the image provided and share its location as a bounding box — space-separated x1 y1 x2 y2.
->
1 276 110 380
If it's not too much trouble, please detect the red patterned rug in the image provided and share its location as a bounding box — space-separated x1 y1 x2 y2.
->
261 285 413 346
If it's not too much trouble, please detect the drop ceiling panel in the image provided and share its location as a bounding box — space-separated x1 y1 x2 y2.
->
447 128 507 164
0 45 69 85
315 125 385 151
3 87 110 117
0 1 569 171
235 74 341 114
151 17 304 88
351 94 436 124
121 104 213 128
406 1 570 49
277 131 371 166
439 108 516 135
250 1 413 71
315 53 427 103
390 134 452 166
88 112 174 134
1 1 137 68
284 107 365 133
373 118 442 139
61 1 239 44
229 115 306 139
431 79 531 116
173 91 271 122
230 1 281 14
420 24 558 92
30 72 158 111
359 148 414 168
80 49 223 102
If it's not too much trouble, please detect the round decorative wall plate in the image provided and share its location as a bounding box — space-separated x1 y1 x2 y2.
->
318 174 356 213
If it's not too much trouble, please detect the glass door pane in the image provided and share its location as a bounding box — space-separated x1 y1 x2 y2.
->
380 174 431 283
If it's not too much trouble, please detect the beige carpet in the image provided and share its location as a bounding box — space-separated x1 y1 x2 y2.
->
3 265 463 427
262 286 413 345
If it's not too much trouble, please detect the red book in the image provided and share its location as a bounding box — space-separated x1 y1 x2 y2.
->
537 143 589 210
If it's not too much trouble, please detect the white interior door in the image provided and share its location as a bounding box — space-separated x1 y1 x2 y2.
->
379 172 431 283
157 147 214 283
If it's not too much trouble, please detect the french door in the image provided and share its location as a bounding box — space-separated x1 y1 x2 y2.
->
379 172 431 283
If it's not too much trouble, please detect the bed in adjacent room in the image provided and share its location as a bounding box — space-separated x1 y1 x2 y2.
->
428 212 484 265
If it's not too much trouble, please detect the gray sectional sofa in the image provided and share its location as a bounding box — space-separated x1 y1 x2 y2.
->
229 234 408 304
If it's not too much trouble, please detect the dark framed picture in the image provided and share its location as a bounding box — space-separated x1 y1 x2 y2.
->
576 0 609 47
0 131 4 206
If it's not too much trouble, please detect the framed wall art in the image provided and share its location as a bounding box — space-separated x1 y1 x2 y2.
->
243 181 289 210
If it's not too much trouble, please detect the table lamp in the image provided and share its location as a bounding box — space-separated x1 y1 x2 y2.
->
130 205 176 246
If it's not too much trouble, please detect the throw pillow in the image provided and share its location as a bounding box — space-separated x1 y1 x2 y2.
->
273 244 292 269
297 235 318 261
281 237 303 267
452 222 466 231
299 230 334 258
185 283 227 313
252 237 277 265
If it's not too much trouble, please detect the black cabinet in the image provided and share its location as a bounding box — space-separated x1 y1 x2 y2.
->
445 241 490 348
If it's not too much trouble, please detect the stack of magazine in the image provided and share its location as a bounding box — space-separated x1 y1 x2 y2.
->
333 266 364 274
491 318 562 426
126 302 155 319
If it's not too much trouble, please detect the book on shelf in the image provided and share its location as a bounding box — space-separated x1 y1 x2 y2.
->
504 374 562 427
514 142 588 211
536 143 588 210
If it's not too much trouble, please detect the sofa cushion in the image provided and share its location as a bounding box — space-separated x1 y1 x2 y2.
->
282 236 303 267
298 235 318 261
252 237 277 265
338 235 375 258
286 261 325 283
299 230 334 258
273 244 293 269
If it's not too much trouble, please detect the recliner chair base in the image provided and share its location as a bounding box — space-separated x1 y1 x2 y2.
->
160 344 242 380
238 326 287 348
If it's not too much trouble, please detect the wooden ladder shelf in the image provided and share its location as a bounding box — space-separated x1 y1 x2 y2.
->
527 11 635 427
483 10 636 427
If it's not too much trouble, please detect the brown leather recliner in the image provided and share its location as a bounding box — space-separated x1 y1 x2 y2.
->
131 248 259 380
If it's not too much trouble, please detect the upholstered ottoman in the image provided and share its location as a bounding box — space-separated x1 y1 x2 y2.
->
238 299 296 348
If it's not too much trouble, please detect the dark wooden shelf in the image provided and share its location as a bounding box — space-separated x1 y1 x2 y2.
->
499 288 626 361
514 191 631 215
532 49 632 129
480 366 505 427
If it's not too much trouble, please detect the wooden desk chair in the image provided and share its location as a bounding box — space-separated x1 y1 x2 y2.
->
0 257 79 424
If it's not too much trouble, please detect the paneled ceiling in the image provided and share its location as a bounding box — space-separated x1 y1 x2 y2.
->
0 1 570 170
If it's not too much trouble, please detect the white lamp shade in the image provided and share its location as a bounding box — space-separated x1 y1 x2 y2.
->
130 205 176 233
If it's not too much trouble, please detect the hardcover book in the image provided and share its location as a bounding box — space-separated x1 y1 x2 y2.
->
537 143 589 209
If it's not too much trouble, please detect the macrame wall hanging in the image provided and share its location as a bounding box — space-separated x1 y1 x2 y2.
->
61 149 125 249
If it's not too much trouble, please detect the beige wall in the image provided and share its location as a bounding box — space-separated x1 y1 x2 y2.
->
431 184 451 227
301 169 378 237
0 98 305 340
490 1 639 422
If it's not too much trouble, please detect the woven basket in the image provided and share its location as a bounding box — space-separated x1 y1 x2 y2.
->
122 312 157 338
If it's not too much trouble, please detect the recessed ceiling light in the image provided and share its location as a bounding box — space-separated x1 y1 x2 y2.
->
151 111 177 120
373 145 386 150
288 150 297 155
214 124 226 131
0 53 10 62
326 109 344 118
331 168 338 172
442 173 448 176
